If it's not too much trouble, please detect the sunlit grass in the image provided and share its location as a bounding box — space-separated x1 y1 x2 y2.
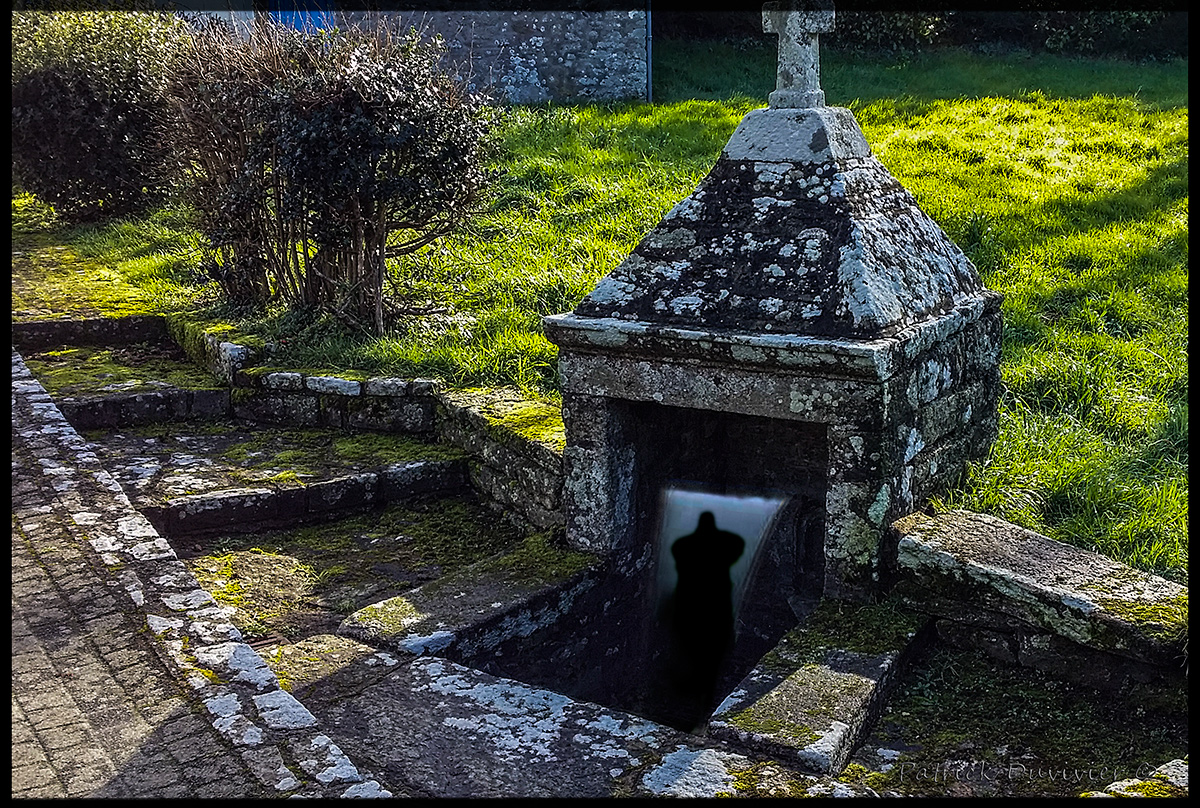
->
10 46 1187 581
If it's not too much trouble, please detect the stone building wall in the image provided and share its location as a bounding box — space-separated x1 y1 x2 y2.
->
337 9 650 104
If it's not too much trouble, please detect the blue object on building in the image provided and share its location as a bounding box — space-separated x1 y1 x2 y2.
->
268 0 337 32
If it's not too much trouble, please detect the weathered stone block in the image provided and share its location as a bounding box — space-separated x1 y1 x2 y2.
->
168 488 279 534
379 460 468 501
233 393 320 427
316 395 347 429
408 378 439 396
189 388 230 419
262 371 304 391
893 510 1188 667
935 618 1185 692
708 600 928 775
437 417 487 456
305 375 361 396
479 442 561 510
304 473 377 516
362 377 409 397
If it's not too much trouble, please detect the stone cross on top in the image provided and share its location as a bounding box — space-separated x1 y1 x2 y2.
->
763 1 835 109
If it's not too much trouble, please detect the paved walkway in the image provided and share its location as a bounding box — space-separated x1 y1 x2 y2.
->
11 352 388 798
11 355 269 797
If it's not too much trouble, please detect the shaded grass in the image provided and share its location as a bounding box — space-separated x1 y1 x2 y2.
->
849 643 1187 797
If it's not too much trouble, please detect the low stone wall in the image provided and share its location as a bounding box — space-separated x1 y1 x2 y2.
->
11 315 169 352
436 388 566 532
58 387 230 431
229 373 567 530
232 370 439 435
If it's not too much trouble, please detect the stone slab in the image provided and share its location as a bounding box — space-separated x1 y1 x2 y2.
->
892 510 1187 667
338 551 602 662
707 600 929 775
11 315 169 351
315 655 879 798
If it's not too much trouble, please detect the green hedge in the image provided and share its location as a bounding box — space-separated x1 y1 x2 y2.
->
11 10 187 222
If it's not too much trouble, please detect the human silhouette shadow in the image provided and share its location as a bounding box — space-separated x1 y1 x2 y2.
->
666 511 745 725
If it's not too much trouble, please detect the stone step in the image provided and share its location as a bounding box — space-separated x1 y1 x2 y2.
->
707 599 932 775
77 419 469 537
338 533 602 664
891 510 1188 669
143 461 467 537
58 388 231 429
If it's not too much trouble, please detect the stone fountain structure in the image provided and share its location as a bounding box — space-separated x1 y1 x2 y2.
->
543 0 1003 726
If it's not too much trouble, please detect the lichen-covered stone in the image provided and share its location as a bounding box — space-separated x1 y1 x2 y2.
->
262 371 304 391
305 375 362 396
708 599 927 774
338 540 599 661
436 387 566 531
892 510 1188 667
362 377 409 397
568 110 987 340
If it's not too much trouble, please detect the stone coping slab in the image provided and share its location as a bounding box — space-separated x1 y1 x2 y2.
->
892 510 1187 667
547 295 1000 390
708 599 930 775
338 537 601 661
313 654 881 798
11 314 170 350
438 386 566 460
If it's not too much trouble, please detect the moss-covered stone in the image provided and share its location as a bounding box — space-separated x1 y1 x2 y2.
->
760 598 927 671
440 387 565 454
181 495 523 643
724 702 821 747
483 530 595 585
22 343 223 397
1094 593 1188 645
1113 778 1188 797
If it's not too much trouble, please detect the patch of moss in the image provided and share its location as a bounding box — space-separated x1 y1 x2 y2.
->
725 705 820 746
445 387 565 453
486 530 597 584
206 425 462 476
267 470 304 487
188 496 523 639
728 761 815 797
1094 593 1187 644
186 548 318 640
332 431 465 465
354 596 426 633
230 387 258 404
761 598 927 671
23 343 223 397
1116 778 1187 797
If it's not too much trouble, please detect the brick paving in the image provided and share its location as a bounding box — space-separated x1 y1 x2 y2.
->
12 384 271 798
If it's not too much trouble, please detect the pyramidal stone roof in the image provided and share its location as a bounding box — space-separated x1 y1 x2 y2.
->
567 105 988 341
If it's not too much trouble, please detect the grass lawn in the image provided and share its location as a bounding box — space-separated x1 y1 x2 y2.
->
10 43 1187 585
